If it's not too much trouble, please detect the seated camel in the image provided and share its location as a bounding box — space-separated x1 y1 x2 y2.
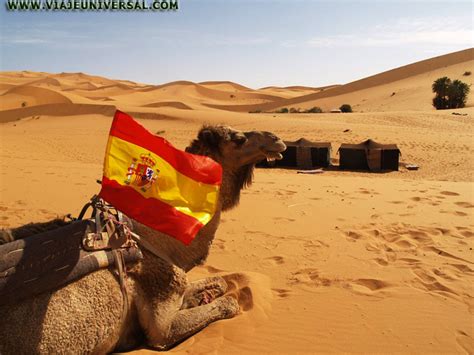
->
0 125 286 353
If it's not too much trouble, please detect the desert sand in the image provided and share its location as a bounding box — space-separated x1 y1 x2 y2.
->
0 48 473 354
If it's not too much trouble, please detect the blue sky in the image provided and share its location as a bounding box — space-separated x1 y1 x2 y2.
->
1 0 473 88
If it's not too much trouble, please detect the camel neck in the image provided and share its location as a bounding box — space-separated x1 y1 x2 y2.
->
219 164 254 211
132 163 252 272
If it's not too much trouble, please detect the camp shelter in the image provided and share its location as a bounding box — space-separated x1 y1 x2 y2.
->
258 138 331 169
338 139 400 171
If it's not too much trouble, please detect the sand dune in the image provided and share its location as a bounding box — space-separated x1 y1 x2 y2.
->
257 84 341 99
199 80 253 92
0 85 72 110
211 48 474 112
0 49 473 354
24 77 62 88
76 82 100 90
154 80 282 102
142 101 193 110
4 49 470 117
56 72 127 87
0 103 115 123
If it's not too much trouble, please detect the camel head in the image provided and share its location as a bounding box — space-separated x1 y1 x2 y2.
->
186 125 286 210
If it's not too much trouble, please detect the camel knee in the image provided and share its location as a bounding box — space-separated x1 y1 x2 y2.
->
147 296 240 350
181 276 228 309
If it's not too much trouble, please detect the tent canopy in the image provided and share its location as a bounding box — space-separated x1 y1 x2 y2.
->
339 139 400 171
339 139 399 152
257 138 331 169
285 138 332 149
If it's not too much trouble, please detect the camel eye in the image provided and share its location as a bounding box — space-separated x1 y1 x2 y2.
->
232 133 247 146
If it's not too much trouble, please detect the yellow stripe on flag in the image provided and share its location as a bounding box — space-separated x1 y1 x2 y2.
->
103 136 219 225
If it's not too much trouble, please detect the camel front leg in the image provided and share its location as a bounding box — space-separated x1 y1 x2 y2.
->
181 276 228 309
149 295 240 350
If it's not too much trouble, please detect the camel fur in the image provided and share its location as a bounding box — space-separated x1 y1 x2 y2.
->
0 125 286 354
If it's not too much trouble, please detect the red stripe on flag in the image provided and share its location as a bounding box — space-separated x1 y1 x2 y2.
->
100 176 203 245
109 111 222 185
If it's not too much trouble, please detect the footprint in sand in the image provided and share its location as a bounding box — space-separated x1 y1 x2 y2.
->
357 188 379 195
424 246 472 263
373 257 389 266
290 268 332 287
344 230 365 241
399 213 415 217
272 288 292 298
352 278 390 292
213 239 226 250
276 190 297 196
222 274 254 311
440 191 460 196
273 217 296 222
459 230 474 238
411 268 458 295
395 239 416 249
266 256 285 265
432 268 457 282
455 201 474 208
440 210 468 217
303 240 329 248
455 330 473 355
449 263 474 274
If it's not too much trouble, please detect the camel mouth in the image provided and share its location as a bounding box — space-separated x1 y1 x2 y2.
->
263 150 284 162
257 138 286 162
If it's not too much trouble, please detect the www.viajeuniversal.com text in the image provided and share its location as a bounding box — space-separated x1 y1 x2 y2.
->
6 0 178 11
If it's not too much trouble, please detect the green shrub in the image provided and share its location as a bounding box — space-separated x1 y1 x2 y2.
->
432 77 470 109
339 104 352 113
306 106 323 113
276 107 289 113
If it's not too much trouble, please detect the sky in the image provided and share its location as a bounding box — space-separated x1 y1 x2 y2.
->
0 0 473 88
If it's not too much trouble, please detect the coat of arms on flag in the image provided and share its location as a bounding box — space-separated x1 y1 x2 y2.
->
99 110 222 245
124 154 160 192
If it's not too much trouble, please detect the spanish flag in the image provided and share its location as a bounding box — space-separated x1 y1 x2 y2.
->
99 111 222 245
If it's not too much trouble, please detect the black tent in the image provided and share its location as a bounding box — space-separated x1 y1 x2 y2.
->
258 138 331 169
338 139 400 171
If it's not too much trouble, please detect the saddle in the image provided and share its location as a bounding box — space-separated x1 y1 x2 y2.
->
0 196 143 306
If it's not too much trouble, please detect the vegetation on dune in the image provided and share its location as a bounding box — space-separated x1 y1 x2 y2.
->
463 71 471 76
432 76 470 109
306 106 323 113
253 106 324 114
339 104 353 113
274 106 325 114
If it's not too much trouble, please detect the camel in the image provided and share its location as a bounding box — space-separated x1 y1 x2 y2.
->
0 125 286 354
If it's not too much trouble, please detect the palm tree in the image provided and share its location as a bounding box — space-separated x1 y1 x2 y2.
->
432 76 451 96
449 80 470 108
432 77 451 109
432 77 470 109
